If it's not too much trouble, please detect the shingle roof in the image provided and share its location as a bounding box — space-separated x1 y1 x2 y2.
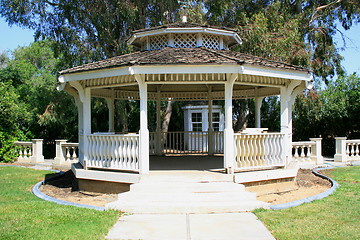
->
59 47 309 75
132 22 237 34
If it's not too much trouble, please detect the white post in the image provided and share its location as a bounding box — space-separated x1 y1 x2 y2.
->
106 98 115 132
30 139 44 163
82 88 92 168
208 87 214 155
280 87 291 165
334 137 348 162
156 88 162 155
224 74 236 173
255 97 264 128
54 140 67 165
137 74 150 174
310 138 323 165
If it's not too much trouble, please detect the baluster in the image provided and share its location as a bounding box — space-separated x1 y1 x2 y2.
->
66 147 71 161
356 143 360 157
294 146 299 160
135 136 139 169
131 137 136 169
119 136 124 168
72 147 77 161
122 137 128 169
346 143 350 157
307 144 312 161
300 145 305 161
253 135 259 166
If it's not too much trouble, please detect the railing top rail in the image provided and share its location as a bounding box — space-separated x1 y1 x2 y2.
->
292 141 316 146
14 141 32 146
234 132 285 136
346 140 360 144
88 133 139 137
62 143 79 147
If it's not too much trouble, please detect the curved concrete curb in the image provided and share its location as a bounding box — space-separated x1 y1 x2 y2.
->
1 165 105 211
269 167 339 210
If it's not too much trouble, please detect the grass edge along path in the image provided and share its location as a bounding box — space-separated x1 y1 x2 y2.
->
0 166 120 240
255 166 360 240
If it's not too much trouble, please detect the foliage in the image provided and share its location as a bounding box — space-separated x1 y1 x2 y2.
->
0 41 78 161
0 166 120 239
294 73 360 155
254 166 360 240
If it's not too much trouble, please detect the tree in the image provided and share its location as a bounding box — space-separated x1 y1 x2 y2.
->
293 73 360 155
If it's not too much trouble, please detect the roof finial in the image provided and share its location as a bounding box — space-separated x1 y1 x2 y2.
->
178 0 190 23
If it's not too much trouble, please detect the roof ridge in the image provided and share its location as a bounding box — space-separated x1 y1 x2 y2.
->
202 48 244 64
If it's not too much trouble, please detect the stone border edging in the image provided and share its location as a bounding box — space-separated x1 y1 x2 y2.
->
0 165 105 211
269 166 339 210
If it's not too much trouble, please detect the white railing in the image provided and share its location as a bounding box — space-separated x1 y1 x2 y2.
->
335 137 360 162
292 138 323 166
14 141 32 161
234 133 285 170
13 139 44 163
54 140 79 166
87 134 139 171
149 131 224 155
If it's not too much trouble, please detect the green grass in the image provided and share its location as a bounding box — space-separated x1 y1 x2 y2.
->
0 167 120 240
255 166 360 240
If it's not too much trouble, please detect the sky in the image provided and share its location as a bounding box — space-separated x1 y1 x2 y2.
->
0 17 359 75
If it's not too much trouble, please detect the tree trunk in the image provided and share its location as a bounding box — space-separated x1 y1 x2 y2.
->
161 100 173 141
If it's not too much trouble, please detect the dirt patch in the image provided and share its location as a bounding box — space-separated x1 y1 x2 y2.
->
40 171 118 207
258 169 332 205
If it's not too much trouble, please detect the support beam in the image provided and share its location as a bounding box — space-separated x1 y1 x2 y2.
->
224 74 237 173
136 74 149 174
156 87 162 155
82 88 92 169
208 87 214 155
280 80 301 165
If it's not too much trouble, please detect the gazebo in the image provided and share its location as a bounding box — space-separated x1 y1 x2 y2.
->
58 22 312 184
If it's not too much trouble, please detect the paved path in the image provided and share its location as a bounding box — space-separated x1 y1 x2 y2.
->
106 212 275 240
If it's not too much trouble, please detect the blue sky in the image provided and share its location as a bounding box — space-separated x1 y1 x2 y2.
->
0 17 359 74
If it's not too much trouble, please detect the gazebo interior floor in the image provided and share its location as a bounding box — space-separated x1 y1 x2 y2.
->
149 155 224 171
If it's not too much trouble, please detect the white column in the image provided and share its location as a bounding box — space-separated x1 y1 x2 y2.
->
280 87 291 165
30 139 44 163
334 137 348 162
54 140 67 165
106 98 115 132
156 88 162 155
137 75 149 174
255 97 264 128
208 87 214 155
310 138 323 164
82 88 91 168
224 74 236 173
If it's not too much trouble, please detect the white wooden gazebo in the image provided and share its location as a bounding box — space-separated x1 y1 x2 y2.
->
58 22 312 180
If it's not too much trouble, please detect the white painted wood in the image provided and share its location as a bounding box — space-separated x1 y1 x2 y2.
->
208 87 214 155
82 88 92 168
136 74 150 174
87 134 139 171
224 74 237 173
234 133 285 170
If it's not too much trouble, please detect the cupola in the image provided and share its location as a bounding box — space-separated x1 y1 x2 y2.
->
127 23 242 51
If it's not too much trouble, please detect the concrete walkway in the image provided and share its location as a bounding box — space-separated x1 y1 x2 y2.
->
106 212 275 240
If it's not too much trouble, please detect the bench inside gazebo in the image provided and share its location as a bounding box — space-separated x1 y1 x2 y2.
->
58 22 312 191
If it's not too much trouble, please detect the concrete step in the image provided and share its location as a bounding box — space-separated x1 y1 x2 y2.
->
116 191 257 202
130 181 246 193
106 200 268 214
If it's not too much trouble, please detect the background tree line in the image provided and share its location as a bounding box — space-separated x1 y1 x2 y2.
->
0 0 359 161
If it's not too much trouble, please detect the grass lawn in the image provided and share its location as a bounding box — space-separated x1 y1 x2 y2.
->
0 166 120 240
255 166 360 240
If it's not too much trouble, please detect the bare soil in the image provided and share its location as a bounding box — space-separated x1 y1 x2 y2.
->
2 163 332 207
258 169 332 204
